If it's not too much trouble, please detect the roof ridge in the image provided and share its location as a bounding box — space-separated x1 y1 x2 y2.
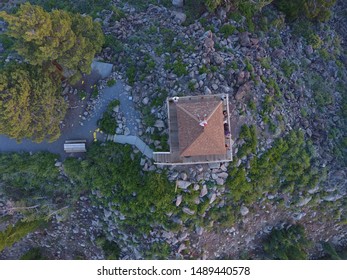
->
176 103 199 122
182 124 222 156
206 101 223 122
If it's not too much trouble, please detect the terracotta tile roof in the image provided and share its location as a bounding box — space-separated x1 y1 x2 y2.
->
176 99 226 157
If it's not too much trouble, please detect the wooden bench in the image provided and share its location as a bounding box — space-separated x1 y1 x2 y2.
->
64 140 87 153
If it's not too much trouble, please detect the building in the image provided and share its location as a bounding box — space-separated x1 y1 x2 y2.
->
153 94 233 165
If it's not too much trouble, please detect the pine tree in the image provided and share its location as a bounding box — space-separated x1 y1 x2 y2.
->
0 64 67 142
0 3 104 77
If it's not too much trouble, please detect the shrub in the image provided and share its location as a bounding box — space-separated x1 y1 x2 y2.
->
220 24 236 38
20 248 46 260
237 125 257 158
274 0 336 22
263 225 312 260
64 142 176 234
228 130 319 205
107 79 116 87
172 58 188 77
281 60 296 78
259 57 271 69
126 64 136 85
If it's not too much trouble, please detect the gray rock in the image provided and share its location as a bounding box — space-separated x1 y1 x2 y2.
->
142 97 149 105
176 195 183 206
124 127 130 135
154 119 165 128
306 45 314 55
204 86 212 95
178 243 187 253
213 53 224 65
297 197 312 207
162 231 174 239
216 178 225 185
177 180 192 189
179 232 188 241
196 226 204 235
240 206 249 216
183 207 195 215
239 32 251 47
235 81 252 100
104 209 112 219
55 161 62 167
209 193 217 204
200 185 208 197
202 30 214 53
172 0 184 7
292 212 305 221
173 11 186 24
272 49 286 59
217 172 229 179
180 172 188 180
212 83 219 90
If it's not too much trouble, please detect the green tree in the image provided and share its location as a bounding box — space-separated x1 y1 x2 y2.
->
0 3 104 79
0 64 67 142
274 0 336 21
263 225 312 259
0 220 45 252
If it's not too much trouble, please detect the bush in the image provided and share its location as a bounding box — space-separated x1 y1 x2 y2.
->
274 0 336 22
98 111 116 134
20 248 46 260
172 58 188 77
263 225 312 260
96 236 121 260
64 142 176 234
237 125 257 158
220 24 236 38
107 79 116 87
228 130 319 205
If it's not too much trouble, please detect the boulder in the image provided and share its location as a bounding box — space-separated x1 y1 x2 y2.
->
212 53 224 65
172 0 184 7
176 195 183 206
142 97 149 105
180 172 188 180
173 11 186 24
183 207 195 215
200 185 208 197
216 178 224 185
202 30 214 53
154 119 165 128
235 81 252 100
178 243 186 253
196 226 204 235
217 172 229 179
204 86 212 95
240 206 249 216
239 32 251 47
177 180 192 189
209 193 217 204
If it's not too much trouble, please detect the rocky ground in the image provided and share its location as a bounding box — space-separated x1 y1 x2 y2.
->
96 1 347 259
0 0 346 260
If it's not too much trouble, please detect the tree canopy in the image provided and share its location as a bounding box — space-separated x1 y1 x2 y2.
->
0 3 104 78
0 64 67 142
